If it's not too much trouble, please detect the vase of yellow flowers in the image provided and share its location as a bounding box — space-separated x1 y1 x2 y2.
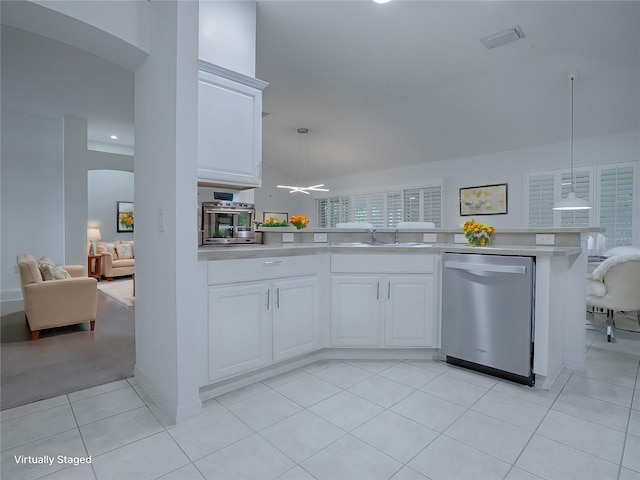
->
290 215 309 230
463 219 495 247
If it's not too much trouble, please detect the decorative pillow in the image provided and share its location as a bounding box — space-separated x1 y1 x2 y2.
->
37 258 71 281
115 243 133 260
119 241 134 257
102 243 117 257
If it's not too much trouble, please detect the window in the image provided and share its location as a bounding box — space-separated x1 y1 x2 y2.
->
526 167 593 228
598 163 636 247
526 161 638 247
316 185 443 228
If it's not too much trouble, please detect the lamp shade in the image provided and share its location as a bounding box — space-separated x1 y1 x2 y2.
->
87 228 102 241
552 191 591 211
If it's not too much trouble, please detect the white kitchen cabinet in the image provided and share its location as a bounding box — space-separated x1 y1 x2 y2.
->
206 256 324 381
331 276 381 346
272 277 320 361
385 275 436 347
330 254 438 348
208 283 272 381
197 61 267 188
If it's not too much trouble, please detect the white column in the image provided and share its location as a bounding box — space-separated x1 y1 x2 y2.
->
133 0 201 423
64 115 89 267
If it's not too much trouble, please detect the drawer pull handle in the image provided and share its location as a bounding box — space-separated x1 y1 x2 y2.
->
263 261 282 266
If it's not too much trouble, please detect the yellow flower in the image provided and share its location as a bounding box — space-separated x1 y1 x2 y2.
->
290 215 309 229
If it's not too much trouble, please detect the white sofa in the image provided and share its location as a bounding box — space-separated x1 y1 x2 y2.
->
97 240 135 280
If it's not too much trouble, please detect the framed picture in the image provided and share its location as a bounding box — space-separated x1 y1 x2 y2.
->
117 201 134 232
459 183 508 216
263 212 288 223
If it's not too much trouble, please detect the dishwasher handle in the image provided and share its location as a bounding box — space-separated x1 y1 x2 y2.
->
444 261 527 274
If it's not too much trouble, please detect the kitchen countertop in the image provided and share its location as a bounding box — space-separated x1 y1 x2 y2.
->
198 243 583 261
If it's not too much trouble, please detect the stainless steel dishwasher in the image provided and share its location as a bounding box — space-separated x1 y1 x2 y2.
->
441 253 535 386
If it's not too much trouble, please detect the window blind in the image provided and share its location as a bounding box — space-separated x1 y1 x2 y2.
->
316 185 443 228
527 173 555 227
600 165 634 247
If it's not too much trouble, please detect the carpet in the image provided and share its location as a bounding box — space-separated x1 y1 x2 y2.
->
1 291 135 410
97 279 135 307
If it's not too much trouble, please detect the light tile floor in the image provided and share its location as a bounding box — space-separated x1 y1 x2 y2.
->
1 324 639 480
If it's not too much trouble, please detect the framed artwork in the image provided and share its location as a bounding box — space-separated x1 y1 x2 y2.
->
459 183 508 216
263 212 288 223
117 201 134 232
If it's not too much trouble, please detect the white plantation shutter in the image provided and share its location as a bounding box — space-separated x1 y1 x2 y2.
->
316 185 443 228
386 192 403 227
423 186 442 227
527 173 555 227
403 189 421 222
316 198 328 228
599 165 635 247
370 193 385 227
351 195 368 223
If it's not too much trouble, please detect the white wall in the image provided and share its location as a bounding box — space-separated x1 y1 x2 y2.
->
88 170 135 242
318 131 640 229
199 0 256 77
0 110 64 303
2 0 149 71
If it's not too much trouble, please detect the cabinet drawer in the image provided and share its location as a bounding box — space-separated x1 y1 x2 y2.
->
331 254 435 274
209 255 322 285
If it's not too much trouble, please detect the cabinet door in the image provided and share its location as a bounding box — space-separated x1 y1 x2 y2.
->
385 275 436 347
272 277 320 362
331 276 381 346
208 283 271 381
198 72 262 187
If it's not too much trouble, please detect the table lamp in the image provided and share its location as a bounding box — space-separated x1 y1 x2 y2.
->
88 227 101 255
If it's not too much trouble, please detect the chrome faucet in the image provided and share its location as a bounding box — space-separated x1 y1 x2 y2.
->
394 229 400 244
366 228 378 243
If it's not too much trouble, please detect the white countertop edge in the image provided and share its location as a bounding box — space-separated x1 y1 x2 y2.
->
257 227 603 234
198 243 582 260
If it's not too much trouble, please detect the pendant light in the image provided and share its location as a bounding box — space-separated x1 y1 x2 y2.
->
553 68 591 211
277 128 329 194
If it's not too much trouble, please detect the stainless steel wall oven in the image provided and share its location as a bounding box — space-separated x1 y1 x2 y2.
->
201 201 258 244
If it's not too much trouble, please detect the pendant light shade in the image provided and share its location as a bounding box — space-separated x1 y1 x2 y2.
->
552 191 591 210
553 68 591 211
277 128 329 194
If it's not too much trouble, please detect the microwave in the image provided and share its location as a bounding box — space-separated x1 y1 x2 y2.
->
201 201 258 245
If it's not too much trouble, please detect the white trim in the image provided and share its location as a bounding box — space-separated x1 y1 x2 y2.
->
198 60 268 90
134 365 202 424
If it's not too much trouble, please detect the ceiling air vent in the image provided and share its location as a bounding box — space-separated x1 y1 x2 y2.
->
481 26 525 49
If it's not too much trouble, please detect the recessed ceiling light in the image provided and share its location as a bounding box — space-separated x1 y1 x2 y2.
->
110 135 118 140
372 0 392 4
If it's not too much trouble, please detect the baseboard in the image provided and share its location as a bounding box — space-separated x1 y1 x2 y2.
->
134 365 202 424
1 293 24 316
199 347 438 402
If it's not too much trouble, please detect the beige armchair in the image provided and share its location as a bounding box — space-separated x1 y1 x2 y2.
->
586 254 640 342
17 254 98 340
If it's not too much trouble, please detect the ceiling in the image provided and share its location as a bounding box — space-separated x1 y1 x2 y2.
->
2 1 638 181
256 1 640 182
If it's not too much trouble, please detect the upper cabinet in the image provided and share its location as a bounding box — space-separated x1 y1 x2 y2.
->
197 61 268 189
